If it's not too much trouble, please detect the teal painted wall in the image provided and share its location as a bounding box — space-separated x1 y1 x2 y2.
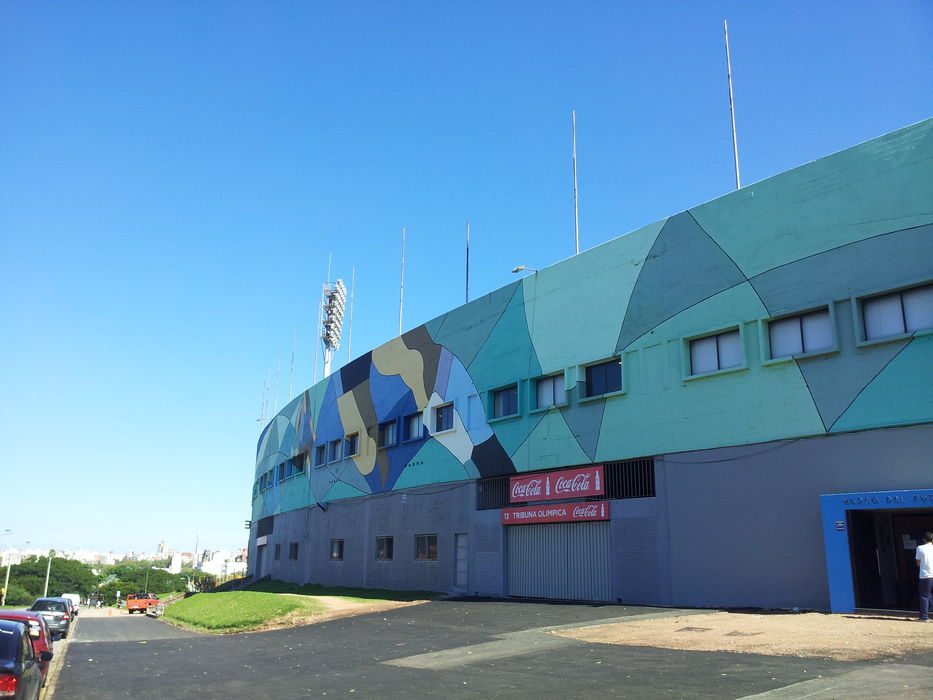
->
253 119 933 520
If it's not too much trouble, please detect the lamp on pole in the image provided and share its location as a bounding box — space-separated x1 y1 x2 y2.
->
42 550 55 598
1 529 11 605
511 265 539 274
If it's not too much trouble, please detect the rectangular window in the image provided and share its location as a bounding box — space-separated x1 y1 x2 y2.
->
327 438 342 463
434 403 454 432
404 412 423 441
344 433 359 457
288 542 299 560
377 420 397 448
769 309 833 358
415 534 438 560
277 463 285 483
330 539 344 561
492 385 518 418
314 444 326 467
863 283 933 340
690 329 742 374
585 359 622 397
293 454 305 475
375 536 394 561
536 373 564 409
274 543 281 560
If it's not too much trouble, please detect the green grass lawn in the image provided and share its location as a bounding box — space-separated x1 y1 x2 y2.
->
163 591 321 632
246 579 441 603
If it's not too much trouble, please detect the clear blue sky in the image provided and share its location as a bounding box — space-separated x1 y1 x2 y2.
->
2 1 931 555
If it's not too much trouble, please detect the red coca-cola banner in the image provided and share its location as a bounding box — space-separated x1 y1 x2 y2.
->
501 500 610 525
508 465 605 503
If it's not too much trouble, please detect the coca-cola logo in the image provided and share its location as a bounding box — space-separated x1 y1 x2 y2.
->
572 504 598 518
555 473 592 494
511 479 543 499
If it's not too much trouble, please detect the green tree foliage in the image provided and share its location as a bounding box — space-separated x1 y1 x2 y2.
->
3 584 33 606
6 556 99 601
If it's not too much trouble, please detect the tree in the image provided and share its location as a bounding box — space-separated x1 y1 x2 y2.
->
6 556 99 600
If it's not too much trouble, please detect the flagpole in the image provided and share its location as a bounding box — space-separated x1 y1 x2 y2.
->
724 19 741 189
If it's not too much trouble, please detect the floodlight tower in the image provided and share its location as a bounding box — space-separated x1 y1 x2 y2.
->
320 279 347 378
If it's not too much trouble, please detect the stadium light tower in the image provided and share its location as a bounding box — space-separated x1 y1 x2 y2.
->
321 279 347 378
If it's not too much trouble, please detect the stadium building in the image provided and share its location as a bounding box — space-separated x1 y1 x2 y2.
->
248 119 933 613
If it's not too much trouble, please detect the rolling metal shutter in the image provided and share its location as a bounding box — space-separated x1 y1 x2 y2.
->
507 521 611 602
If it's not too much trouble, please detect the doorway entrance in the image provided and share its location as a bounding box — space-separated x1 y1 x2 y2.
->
821 488 933 612
848 509 933 610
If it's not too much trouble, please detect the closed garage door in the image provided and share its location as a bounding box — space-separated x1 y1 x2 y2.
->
507 521 611 602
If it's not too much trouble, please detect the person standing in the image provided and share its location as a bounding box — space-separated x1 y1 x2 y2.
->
917 531 933 622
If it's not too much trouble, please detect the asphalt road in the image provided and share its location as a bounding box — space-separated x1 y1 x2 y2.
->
51 600 933 699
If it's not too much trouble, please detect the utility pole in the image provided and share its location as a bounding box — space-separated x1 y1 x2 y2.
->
42 550 54 598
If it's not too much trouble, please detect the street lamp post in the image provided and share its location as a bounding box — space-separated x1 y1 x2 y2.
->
1 529 11 605
42 550 55 598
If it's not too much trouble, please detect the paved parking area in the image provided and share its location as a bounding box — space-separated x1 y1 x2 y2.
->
50 600 933 699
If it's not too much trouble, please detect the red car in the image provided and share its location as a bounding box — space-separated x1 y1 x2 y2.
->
0 611 54 682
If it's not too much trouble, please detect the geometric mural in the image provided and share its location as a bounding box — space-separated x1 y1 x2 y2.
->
254 117 933 521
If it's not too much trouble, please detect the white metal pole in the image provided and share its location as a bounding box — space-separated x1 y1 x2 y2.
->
273 352 280 414
288 329 295 401
398 226 406 336
312 284 323 385
572 110 580 255
347 266 355 363
724 19 741 190
465 221 470 304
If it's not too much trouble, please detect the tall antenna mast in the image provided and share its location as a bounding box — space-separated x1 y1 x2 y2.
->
347 266 355 362
256 379 265 423
288 328 296 401
572 110 580 255
273 352 280 414
465 221 470 304
724 19 741 189
262 368 271 422
398 226 406 336
312 285 323 384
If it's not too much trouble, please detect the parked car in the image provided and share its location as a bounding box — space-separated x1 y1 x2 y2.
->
0 619 51 700
48 597 77 620
26 599 71 639
59 594 81 616
0 612 53 682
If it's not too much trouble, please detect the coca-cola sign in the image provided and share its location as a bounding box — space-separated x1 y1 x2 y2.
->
509 465 604 503
501 500 610 525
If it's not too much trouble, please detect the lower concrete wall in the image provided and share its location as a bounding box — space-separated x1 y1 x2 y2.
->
663 423 933 610
248 424 933 610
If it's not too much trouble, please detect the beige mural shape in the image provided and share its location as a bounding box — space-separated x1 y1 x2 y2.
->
337 389 376 476
372 337 429 410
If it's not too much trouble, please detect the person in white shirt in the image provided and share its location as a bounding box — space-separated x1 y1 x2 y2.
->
916 531 933 622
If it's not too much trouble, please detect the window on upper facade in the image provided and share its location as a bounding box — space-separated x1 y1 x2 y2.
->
585 359 622 397
277 463 286 483
327 438 342 463
274 543 281 560
377 420 397 448
769 309 833 358
689 329 742 375
288 542 299 560
375 536 393 561
293 453 306 475
344 433 359 457
862 283 933 340
314 444 326 467
434 403 454 432
492 385 518 418
330 539 344 561
535 373 565 409
415 534 438 560
404 412 423 441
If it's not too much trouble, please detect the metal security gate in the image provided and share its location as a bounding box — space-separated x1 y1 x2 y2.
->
507 521 611 601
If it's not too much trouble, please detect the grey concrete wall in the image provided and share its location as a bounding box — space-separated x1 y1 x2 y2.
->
663 423 933 610
254 481 476 595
